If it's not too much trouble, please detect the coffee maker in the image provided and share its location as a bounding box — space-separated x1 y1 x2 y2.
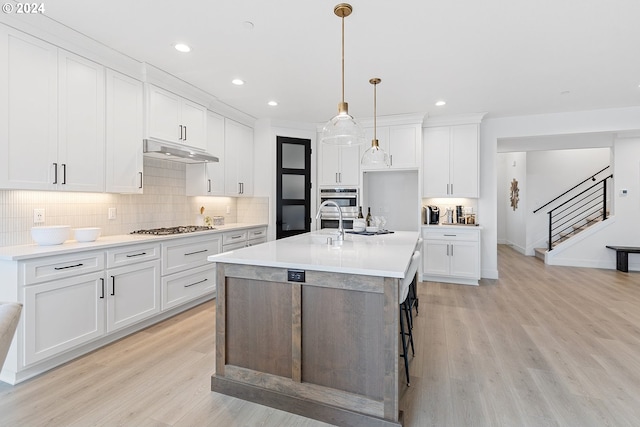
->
424 205 440 224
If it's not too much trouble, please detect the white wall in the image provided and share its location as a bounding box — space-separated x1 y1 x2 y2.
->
497 152 527 253
481 106 640 277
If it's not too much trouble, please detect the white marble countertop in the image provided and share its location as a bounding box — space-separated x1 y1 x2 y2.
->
0 223 267 261
208 229 421 278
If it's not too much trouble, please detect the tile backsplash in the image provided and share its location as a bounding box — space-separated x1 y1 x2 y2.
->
0 157 268 247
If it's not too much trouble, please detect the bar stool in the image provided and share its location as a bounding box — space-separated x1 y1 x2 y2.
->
400 251 420 387
409 238 423 323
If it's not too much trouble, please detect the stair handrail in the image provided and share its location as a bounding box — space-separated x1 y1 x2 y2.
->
547 174 612 250
533 165 610 214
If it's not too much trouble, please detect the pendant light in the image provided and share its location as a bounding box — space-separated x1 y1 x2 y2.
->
320 3 365 146
361 78 390 166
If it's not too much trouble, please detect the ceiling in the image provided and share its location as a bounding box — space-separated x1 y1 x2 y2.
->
34 0 640 124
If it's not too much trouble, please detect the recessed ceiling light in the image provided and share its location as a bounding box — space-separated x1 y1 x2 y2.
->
435 100 446 107
268 101 278 107
560 90 571 95
232 79 245 86
174 43 191 53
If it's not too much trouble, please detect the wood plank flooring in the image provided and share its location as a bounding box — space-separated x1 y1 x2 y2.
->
1 244 639 426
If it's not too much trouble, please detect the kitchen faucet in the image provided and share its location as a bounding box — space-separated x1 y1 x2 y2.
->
315 201 345 241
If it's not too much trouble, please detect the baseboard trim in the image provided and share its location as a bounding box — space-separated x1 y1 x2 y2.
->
211 374 403 427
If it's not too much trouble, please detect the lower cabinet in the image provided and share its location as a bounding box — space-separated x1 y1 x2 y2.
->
422 227 481 286
105 259 161 332
23 271 105 366
161 234 222 310
162 264 216 310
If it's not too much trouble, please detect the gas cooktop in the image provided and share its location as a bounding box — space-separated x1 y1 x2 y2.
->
130 226 215 235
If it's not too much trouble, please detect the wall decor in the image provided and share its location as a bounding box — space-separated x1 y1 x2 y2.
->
510 178 519 211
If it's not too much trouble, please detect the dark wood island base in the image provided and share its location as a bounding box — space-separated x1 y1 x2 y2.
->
211 262 406 427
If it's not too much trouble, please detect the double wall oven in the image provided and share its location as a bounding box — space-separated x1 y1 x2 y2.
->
318 188 358 229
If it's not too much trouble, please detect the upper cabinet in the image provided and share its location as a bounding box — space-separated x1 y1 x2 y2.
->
0 28 105 192
422 115 484 198
186 111 226 196
224 118 253 196
319 144 360 186
361 124 422 170
146 84 207 151
105 69 144 194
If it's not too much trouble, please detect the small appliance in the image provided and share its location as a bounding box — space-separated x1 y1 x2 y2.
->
424 205 440 225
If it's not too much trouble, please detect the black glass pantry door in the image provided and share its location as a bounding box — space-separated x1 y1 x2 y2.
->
276 136 311 239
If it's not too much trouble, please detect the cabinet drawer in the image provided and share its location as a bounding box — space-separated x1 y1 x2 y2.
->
162 264 216 310
422 229 479 242
162 235 222 275
106 243 160 268
222 230 247 245
247 237 267 246
23 252 104 285
247 227 267 241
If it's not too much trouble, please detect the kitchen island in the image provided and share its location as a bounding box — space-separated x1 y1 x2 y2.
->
207 230 420 427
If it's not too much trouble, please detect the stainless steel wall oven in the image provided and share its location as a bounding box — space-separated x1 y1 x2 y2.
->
318 188 359 229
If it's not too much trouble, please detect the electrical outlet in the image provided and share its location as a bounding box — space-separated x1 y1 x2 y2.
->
33 208 45 223
108 207 117 220
226 206 231 214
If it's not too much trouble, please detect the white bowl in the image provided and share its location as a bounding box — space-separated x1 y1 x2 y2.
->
74 227 101 242
366 226 379 233
31 225 71 246
353 226 366 232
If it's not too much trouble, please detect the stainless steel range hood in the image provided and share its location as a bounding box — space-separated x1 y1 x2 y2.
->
143 139 219 163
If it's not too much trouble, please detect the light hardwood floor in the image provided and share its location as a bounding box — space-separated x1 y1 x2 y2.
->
1 245 639 426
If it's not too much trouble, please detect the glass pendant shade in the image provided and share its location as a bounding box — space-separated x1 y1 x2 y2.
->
321 4 365 146
321 103 366 146
362 140 390 166
361 77 390 166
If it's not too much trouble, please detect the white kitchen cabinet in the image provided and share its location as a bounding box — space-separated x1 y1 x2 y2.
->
0 28 58 190
0 27 105 192
161 234 222 310
57 50 105 192
422 226 481 285
105 259 161 332
162 264 216 310
422 124 479 198
186 111 225 196
224 118 254 196
146 84 207 150
222 227 267 252
23 271 105 366
361 124 421 170
105 69 144 193
319 144 360 186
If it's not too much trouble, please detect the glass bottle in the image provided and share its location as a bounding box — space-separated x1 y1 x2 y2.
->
357 206 364 219
366 207 372 226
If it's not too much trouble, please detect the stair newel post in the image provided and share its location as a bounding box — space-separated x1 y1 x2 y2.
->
602 178 607 221
548 211 553 251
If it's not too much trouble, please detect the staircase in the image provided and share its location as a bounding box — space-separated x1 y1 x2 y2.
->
534 209 609 260
533 166 613 261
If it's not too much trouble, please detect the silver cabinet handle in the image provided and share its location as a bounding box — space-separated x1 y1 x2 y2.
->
179 124 183 140
53 163 58 184
446 245 449 256
110 275 116 296
451 244 454 257
62 164 66 185
390 155 393 166
184 278 207 288
184 125 187 140
207 179 211 193
229 234 243 240
100 278 104 299
450 183 453 194
138 172 143 189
